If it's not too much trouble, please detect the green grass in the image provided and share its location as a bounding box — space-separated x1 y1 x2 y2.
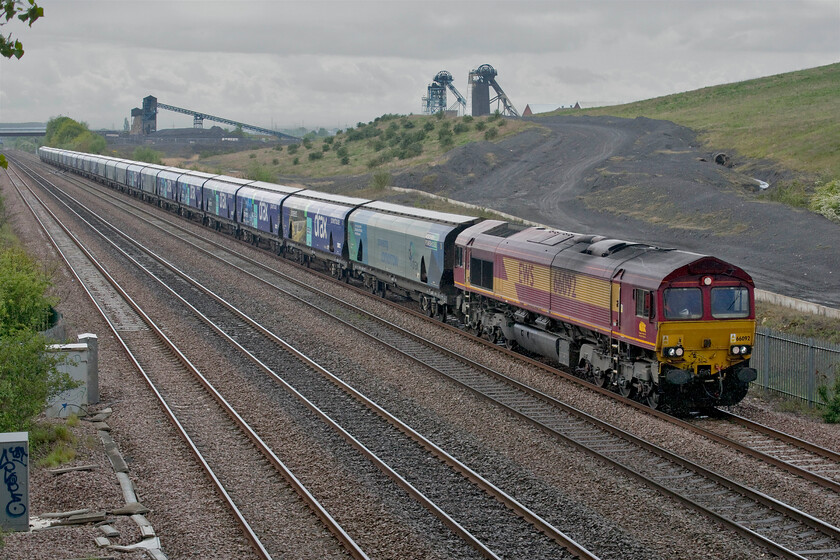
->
176 113 535 183
553 63 840 180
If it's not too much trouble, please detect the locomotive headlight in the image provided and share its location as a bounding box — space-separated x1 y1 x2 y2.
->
675 346 684 357
731 345 751 356
664 346 685 358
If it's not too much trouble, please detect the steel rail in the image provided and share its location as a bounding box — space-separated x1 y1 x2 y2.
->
23 152 830 557
17 157 595 559
28 150 840 495
6 160 368 560
14 156 597 560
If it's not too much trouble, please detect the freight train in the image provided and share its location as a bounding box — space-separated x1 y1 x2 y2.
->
38 146 758 413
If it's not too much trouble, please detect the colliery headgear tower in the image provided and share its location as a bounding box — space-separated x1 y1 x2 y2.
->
469 64 519 117
422 70 467 115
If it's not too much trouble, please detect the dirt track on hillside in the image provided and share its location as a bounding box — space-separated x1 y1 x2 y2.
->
316 115 840 308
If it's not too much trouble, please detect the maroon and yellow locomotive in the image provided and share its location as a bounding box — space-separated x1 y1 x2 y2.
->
453 220 756 412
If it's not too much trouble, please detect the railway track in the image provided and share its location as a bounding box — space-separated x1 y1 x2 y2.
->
5 164 362 560
13 153 840 558
24 152 840 496
10 158 599 560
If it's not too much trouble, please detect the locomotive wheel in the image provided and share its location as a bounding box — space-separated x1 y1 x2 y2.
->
617 376 635 398
646 386 662 409
592 367 607 388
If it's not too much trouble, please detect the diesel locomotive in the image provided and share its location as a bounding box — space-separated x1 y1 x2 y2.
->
38 146 757 412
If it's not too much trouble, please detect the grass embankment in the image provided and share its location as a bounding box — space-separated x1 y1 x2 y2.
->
553 63 840 217
168 112 534 182
558 63 840 180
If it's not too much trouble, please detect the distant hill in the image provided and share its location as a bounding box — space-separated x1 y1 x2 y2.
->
550 63 840 180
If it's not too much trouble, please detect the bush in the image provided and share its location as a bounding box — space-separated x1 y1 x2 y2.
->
341 156 350 165
273 144 283 152
462 115 474 123
423 121 435 132
287 144 299 155
818 373 840 423
475 121 487 131
308 151 324 161
322 144 330 152
397 142 423 159
0 331 77 433
0 247 56 335
810 179 840 223
132 146 163 164
484 127 499 140
293 157 300 165
453 123 469 134
246 162 274 182
249 153 256 159
371 171 391 190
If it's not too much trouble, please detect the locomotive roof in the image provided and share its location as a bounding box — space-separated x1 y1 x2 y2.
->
459 221 751 287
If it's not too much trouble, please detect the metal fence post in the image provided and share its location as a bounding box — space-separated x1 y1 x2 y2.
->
807 339 816 407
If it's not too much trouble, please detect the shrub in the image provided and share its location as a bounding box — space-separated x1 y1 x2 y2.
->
397 142 423 159
475 121 487 131
246 162 274 182
287 144 299 155
371 171 391 190
132 146 163 164
272 158 279 165
0 331 76 433
308 151 324 161
810 179 840 223
423 121 435 132
249 153 256 159
293 157 300 165
322 144 330 152
453 123 469 134
0 247 56 335
818 373 840 423
341 156 350 165
462 115 473 123
484 127 499 140
273 144 283 152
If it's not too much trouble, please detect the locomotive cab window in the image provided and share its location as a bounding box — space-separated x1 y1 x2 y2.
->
663 288 703 320
711 287 750 318
634 289 651 318
455 246 464 268
470 257 494 290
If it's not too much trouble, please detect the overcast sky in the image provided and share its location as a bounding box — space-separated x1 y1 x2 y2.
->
1 0 838 131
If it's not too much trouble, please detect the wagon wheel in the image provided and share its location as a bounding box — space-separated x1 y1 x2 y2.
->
435 305 447 323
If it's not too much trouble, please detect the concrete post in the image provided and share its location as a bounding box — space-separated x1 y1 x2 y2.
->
0 432 29 532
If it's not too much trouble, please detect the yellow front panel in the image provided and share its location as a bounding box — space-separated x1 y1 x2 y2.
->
658 320 756 373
